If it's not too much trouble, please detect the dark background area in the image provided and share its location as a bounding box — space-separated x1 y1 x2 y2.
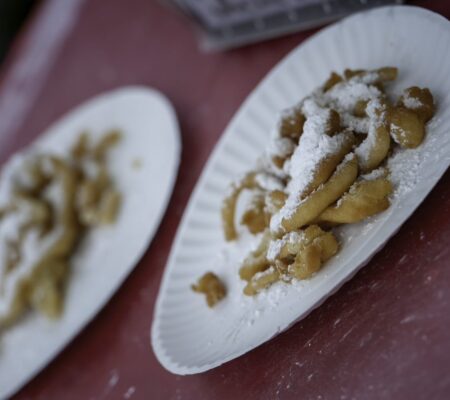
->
0 0 37 63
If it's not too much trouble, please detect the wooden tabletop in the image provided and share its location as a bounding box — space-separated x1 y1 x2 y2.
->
3 0 449 399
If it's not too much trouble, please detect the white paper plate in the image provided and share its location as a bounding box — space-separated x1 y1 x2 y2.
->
0 87 181 398
152 6 450 375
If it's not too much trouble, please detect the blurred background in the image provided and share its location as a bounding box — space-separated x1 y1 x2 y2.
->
0 0 37 63
0 0 405 58
167 0 402 49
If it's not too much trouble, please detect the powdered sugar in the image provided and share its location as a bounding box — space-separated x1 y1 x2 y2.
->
324 78 381 112
0 153 37 206
341 113 370 133
253 266 275 280
390 122 407 144
402 94 422 109
360 166 386 181
388 147 422 198
266 238 285 262
254 172 284 192
267 231 303 261
268 137 295 158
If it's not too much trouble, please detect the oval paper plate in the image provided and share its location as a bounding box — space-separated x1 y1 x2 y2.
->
0 87 180 398
152 6 450 375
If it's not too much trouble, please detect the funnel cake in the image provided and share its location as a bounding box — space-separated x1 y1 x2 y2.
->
193 67 435 305
0 131 121 329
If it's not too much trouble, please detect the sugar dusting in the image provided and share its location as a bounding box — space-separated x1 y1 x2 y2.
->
254 172 284 191
360 166 385 181
388 147 422 198
268 137 295 158
270 74 389 234
402 94 422 109
324 79 381 112
354 98 387 170
267 231 303 261
390 123 407 145
270 99 351 234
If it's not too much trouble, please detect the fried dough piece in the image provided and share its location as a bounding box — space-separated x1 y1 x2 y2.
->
374 67 398 82
270 225 334 260
317 177 392 224
29 158 79 319
14 194 52 232
325 109 341 136
323 72 343 92
93 130 122 161
353 100 368 117
313 229 339 261
243 266 280 296
279 106 305 141
344 67 398 83
223 172 285 240
0 156 79 328
289 243 322 280
78 180 121 226
267 225 338 280
239 230 271 281
265 190 287 215
240 189 287 235
355 99 391 172
275 154 358 235
42 158 80 257
297 130 356 200
289 233 338 280
389 106 425 148
240 190 269 234
191 272 226 307
75 133 122 227
268 231 304 261
222 172 257 241
344 69 366 80
270 137 296 170
398 86 435 122
71 132 90 160
29 259 69 319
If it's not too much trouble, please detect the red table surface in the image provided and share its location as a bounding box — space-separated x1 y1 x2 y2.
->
2 0 449 399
